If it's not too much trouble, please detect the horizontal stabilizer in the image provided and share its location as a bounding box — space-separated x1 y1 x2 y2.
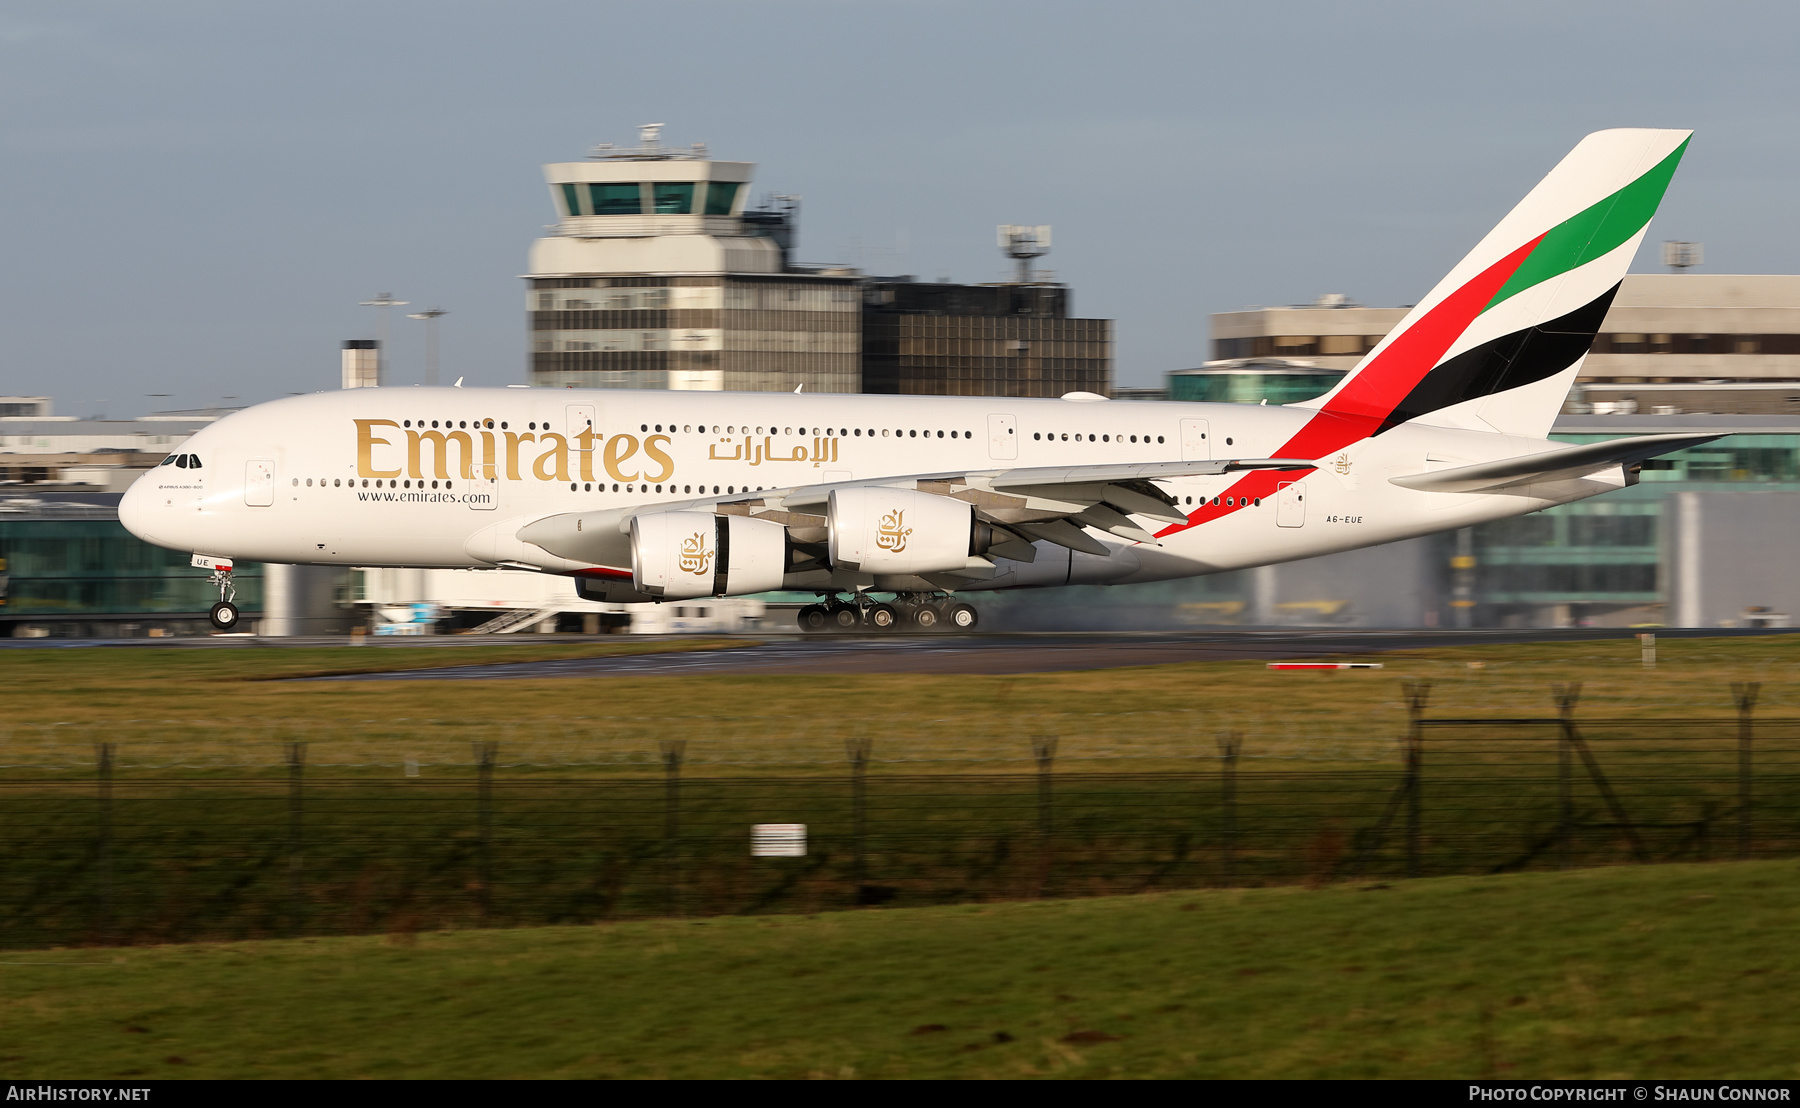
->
1389 433 1719 494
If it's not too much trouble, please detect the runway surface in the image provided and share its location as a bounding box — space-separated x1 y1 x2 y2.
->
301 627 1796 682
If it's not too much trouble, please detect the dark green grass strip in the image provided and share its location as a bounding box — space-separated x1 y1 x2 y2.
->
2 860 1796 1078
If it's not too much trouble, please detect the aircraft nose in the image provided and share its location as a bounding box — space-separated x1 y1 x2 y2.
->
118 470 167 548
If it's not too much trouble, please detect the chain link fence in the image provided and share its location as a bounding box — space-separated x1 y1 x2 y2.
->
2 682 1798 948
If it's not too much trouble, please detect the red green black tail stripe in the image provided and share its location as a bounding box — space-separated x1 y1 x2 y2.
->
1374 281 1621 434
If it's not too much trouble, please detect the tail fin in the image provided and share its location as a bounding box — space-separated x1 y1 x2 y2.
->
1297 128 1691 439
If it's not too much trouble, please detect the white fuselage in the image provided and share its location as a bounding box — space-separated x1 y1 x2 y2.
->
119 387 1624 593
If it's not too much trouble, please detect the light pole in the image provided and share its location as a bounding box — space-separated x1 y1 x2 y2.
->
407 308 449 387
359 293 409 385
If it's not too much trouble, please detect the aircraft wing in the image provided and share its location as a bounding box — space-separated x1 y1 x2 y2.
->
774 458 1314 551
517 457 1312 566
1388 433 1720 495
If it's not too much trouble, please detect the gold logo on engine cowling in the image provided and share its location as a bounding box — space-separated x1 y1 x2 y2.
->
875 509 912 554
678 532 714 576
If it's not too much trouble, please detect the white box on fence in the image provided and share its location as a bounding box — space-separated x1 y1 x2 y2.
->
751 823 807 857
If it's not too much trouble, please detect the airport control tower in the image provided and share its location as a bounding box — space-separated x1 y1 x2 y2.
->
526 125 861 393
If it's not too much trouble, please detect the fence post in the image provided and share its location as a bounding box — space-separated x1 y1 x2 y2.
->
1401 681 1431 878
286 741 305 936
1216 731 1241 883
845 737 871 902
660 739 686 916
1033 736 1057 897
95 742 114 945
1553 684 1581 869
472 741 497 923
1733 682 1760 860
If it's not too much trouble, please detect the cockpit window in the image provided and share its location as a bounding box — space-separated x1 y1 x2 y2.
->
160 455 177 466
175 455 189 469
188 455 201 469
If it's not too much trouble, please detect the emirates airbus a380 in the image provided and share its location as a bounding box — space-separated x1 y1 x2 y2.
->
122 128 1717 633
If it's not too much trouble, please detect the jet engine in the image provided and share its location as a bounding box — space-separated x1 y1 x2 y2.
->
828 487 986 576
631 511 788 599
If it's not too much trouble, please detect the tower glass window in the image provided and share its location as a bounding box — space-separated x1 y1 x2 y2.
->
588 183 643 215
559 183 583 217
703 181 741 216
653 183 695 214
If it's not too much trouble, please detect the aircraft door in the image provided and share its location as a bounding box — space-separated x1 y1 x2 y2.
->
1276 481 1306 528
244 459 274 507
466 474 498 510
987 414 1017 460
1180 419 1211 461
566 404 597 437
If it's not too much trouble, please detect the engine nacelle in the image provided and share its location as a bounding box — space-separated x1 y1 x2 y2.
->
828 487 975 575
631 512 788 599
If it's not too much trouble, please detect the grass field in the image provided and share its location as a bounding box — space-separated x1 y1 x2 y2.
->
2 634 1798 774
1 635 1796 947
4 859 1796 1078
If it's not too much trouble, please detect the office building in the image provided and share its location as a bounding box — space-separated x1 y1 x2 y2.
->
861 278 1112 398
1203 275 1800 414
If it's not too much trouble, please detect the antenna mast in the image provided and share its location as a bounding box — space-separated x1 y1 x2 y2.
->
998 225 1051 285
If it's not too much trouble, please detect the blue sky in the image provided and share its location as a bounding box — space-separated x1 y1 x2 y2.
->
2 0 1795 414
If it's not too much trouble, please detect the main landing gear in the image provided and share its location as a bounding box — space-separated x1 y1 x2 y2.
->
797 592 979 635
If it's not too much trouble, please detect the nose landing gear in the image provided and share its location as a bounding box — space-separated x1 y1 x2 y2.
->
193 554 240 631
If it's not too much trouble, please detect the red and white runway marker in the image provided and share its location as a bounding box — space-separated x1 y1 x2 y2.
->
1266 662 1384 671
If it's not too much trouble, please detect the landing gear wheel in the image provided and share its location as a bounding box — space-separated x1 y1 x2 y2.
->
944 602 978 632
831 605 862 632
910 605 941 631
867 603 900 631
798 605 829 633
209 601 240 631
